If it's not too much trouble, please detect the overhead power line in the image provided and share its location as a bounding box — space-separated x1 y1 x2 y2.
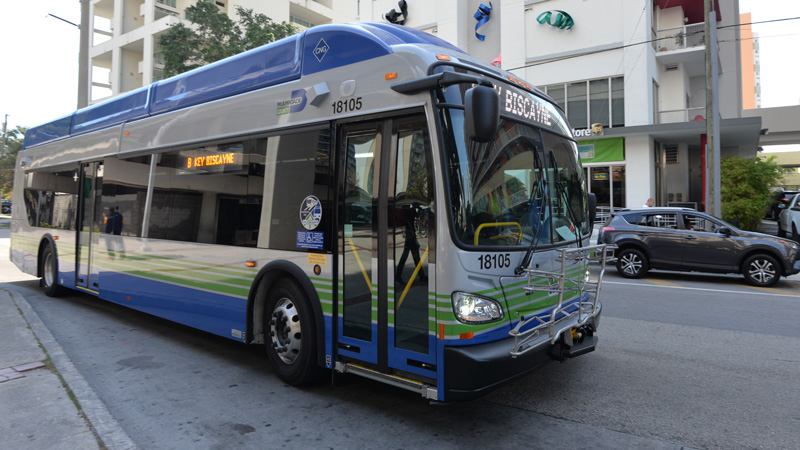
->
506 16 800 71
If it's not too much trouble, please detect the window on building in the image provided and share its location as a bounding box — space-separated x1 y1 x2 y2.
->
290 15 315 29
611 77 625 126
567 82 588 129
590 79 610 128
543 77 625 129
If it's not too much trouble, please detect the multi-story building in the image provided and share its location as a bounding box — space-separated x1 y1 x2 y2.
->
361 0 762 210
86 0 359 102
84 0 765 210
740 12 761 109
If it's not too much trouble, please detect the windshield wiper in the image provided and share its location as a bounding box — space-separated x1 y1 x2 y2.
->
549 150 583 248
515 149 547 275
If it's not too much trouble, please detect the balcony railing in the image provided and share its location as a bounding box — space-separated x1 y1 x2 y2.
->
655 23 705 52
658 107 705 124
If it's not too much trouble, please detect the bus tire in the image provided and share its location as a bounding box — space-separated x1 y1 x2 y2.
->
41 243 65 297
263 279 322 385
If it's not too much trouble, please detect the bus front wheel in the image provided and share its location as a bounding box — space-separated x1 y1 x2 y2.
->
263 279 322 385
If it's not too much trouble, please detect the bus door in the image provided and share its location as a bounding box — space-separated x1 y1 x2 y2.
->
76 161 103 291
337 115 436 380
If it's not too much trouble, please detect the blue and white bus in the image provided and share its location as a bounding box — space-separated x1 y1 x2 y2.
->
11 23 611 401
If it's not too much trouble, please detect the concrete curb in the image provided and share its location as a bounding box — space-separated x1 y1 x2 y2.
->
8 287 139 450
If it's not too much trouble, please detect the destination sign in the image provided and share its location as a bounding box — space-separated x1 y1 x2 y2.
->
179 145 244 175
492 82 572 137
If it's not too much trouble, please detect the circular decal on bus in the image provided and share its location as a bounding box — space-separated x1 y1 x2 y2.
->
300 195 322 230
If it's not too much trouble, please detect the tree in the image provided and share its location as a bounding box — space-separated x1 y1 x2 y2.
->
720 155 785 231
1 126 26 198
159 3 298 78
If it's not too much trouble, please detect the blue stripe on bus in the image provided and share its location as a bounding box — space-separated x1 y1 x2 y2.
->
24 23 464 149
71 87 151 136
96 266 247 342
23 114 73 147
149 36 303 115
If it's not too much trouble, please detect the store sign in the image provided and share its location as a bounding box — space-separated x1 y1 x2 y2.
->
573 123 604 138
577 137 625 163
592 172 609 181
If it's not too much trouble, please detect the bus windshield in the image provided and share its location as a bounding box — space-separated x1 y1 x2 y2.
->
436 76 589 248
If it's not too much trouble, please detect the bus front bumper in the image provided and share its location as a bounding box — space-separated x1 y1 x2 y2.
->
442 306 600 402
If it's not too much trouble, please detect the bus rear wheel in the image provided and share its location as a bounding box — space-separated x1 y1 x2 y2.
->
263 279 321 385
41 243 65 297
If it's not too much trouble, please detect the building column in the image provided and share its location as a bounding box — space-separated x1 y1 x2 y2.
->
111 47 122 96
625 135 655 207
500 0 524 74
142 34 154 86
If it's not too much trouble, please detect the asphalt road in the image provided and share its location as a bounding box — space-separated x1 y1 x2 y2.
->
3 224 799 449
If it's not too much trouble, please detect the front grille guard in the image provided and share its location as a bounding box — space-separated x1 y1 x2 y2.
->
509 244 616 357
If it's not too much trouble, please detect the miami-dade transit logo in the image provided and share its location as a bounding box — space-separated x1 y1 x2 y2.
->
276 89 307 116
300 195 322 230
313 38 329 62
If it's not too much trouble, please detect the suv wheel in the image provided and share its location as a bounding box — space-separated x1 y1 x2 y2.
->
742 254 780 287
616 248 648 278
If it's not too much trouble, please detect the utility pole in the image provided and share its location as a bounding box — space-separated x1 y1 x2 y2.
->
1 114 8 157
78 0 90 108
704 0 721 217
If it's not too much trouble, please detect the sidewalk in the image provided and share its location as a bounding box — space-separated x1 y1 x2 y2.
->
0 218 137 450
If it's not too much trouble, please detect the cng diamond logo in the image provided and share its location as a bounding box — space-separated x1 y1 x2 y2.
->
313 38 329 62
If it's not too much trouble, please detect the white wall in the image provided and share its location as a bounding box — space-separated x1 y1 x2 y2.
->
666 143 690 202
659 63 688 111
625 135 655 207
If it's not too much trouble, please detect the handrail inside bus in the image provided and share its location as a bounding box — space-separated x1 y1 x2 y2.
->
473 222 523 246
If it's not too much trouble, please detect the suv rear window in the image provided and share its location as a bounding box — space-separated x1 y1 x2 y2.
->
620 213 642 224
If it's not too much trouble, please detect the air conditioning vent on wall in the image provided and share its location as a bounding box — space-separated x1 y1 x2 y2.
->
665 64 679 72
666 146 679 164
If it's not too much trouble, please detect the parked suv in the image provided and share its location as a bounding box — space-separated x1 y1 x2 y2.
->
597 207 800 287
777 193 800 239
769 190 800 220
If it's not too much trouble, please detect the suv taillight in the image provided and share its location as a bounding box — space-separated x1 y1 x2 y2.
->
602 227 615 232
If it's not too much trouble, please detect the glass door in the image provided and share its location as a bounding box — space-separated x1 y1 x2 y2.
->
76 161 103 291
337 115 436 379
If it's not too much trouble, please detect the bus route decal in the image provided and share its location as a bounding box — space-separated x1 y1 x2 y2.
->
300 195 322 230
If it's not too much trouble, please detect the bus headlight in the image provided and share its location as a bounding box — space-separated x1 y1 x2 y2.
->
452 292 503 324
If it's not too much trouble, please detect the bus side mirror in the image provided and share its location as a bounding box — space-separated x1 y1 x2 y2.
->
588 193 597 225
464 85 499 143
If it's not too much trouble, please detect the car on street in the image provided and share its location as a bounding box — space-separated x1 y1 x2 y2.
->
1 199 10 215
598 207 800 287
769 190 800 220
777 193 800 239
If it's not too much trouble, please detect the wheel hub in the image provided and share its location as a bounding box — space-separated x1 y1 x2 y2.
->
270 298 302 365
621 254 641 275
749 259 775 284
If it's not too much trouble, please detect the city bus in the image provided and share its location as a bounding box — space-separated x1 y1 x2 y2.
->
10 22 611 402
